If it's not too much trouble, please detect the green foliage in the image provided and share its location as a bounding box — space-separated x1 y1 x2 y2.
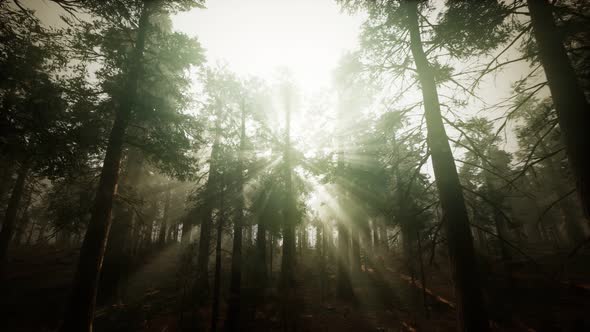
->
434 0 514 57
67 0 206 180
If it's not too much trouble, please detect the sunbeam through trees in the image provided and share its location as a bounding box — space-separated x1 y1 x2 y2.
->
1 0 590 331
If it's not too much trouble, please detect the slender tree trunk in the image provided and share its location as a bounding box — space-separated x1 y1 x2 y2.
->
280 222 296 288
403 2 489 330
528 0 590 217
158 186 171 246
336 222 353 298
181 214 193 243
280 88 296 289
360 219 371 270
269 233 273 278
211 215 223 332
226 102 246 331
255 223 267 287
417 230 429 317
484 174 511 263
26 219 35 245
171 221 179 243
319 223 327 301
401 222 415 274
0 162 14 204
351 227 361 276
395 141 414 273
379 224 388 253
59 3 151 331
15 186 32 246
0 159 30 276
372 220 379 251
196 106 223 298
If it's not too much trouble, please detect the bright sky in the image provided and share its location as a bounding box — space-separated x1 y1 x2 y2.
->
173 0 365 94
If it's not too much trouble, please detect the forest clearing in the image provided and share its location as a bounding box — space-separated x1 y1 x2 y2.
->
1 0 590 331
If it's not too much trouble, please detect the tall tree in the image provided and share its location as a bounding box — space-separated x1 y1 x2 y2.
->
226 95 246 331
403 2 489 329
527 0 590 217
338 0 490 329
60 1 204 330
60 4 153 330
279 77 297 290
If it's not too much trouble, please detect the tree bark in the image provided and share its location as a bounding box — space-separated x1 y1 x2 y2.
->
403 1 489 330
0 159 30 276
158 186 171 246
372 220 379 251
350 226 361 276
195 106 222 299
280 87 296 290
211 214 223 332
15 184 32 246
528 0 590 218
255 223 267 287
269 233 273 278
99 149 143 304
379 223 388 253
336 222 353 299
0 162 15 204
59 2 151 331
226 101 246 331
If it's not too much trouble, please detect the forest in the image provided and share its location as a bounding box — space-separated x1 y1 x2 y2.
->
1 0 590 331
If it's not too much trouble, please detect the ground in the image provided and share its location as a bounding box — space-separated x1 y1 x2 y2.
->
1 244 590 331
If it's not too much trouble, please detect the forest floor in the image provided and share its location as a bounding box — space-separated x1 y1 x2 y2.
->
1 244 590 331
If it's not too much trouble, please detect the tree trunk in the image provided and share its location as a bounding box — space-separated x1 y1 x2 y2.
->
0 162 14 204
528 0 590 217
0 159 30 275
350 226 361 276
99 149 143 304
269 233 273 278
318 223 327 301
372 220 379 251
15 185 32 246
158 186 171 246
196 105 223 298
536 128 587 246
26 219 35 246
336 222 353 299
403 2 489 330
255 223 267 287
379 223 388 253
280 88 296 290
181 214 193 243
211 216 223 332
226 101 246 331
59 2 151 331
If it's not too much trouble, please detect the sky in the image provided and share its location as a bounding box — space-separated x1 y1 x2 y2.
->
23 0 537 156
172 0 365 95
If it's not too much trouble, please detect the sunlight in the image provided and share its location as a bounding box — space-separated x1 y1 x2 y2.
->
8 1 589 331
172 0 364 95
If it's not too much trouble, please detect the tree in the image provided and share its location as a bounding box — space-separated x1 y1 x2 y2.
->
60 1 204 330
404 3 489 329
226 82 250 331
0 3 95 274
279 78 297 290
338 1 490 329
527 0 590 217
435 0 590 218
